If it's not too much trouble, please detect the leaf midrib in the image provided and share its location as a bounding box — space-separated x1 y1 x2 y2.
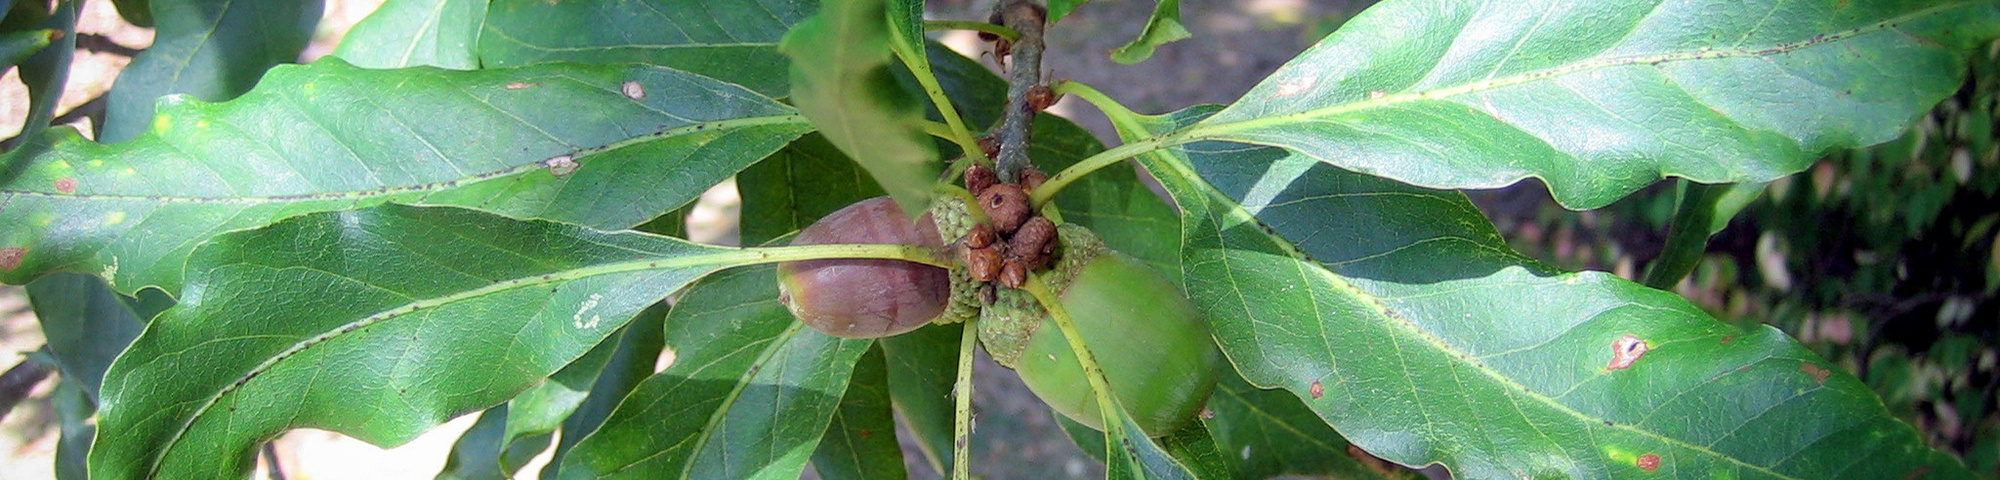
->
1153 153 1806 480
3 114 807 203
1176 1 1978 143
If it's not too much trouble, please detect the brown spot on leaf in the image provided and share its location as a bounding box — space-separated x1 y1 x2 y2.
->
1607 334 1650 370
1802 362 1831 385
622 80 645 100
1200 406 1215 419
0 247 24 271
859 429 873 440
1637 453 1661 471
1309 381 1324 399
1903 466 1933 480
1720 336 1733 344
543 155 579 177
504 81 541 90
54 178 76 194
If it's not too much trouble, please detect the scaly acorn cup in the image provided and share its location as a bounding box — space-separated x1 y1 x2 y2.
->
777 197 951 338
981 225 1222 436
929 194 985 325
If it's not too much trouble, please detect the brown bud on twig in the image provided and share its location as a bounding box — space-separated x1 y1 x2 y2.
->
980 184 1031 234
978 136 1001 161
967 243 1004 283
965 163 998 195
1009 217 1057 269
1026 85 1059 112
999 260 1028 288
966 223 997 249
1020 167 1048 193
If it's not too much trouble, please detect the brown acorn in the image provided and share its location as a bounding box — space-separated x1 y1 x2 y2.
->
777 197 949 338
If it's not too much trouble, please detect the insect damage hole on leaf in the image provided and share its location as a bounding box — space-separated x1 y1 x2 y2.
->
543 155 580 177
1607 334 1650 370
622 80 645 100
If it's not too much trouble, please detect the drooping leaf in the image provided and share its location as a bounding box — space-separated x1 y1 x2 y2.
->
51 378 94 480
0 28 56 70
1107 0 1189 64
1640 181 1767 289
1131 105 1975 479
498 329 624 474
1175 0 2000 209
539 302 669 480
333 0 488 70
100 0 324 144
876 321 960 475
558 265 870 480
0 59 809 293
26 272 165 402
479 0 815 97
1205 371 1415 479
437 406 549 480
810 345 908 480
89 205 821 479
0 0 75 146
781 0 939 217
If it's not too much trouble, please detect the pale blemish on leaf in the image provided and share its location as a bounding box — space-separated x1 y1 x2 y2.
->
573 293 604 329
504 81 540 90
1309 380 1324 399
105 211 127 225
0 247 26 271
1802 362 1831 385
543 155 579 177
1638 453 1661 471
1368 90 1387 99
1276 79 1314 97
54 178 77 194
1607 334 1649 370
622 80 645 100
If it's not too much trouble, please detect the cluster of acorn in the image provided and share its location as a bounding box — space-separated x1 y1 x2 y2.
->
775 161 1220 437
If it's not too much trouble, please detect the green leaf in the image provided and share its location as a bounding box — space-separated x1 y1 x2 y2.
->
810 345 908 480
25 272 165 402
1107 0 1190 65
1177 0 2000 209
1640 181 1767 289
0 0 75 146
1133 105 1975 479
539 302 669 480
877 322 961 475
0 59 809 293
333 0 488 70
498 330 623 474
737 134 888 247
781 0 939 217
1047 0 1085 25
1055 401 1229 480
100 0 324 144
1206 371 1414 480
51 378 94 480
558 264 870 480
0 28 56 70
109 0 153 27
479 0 815 97
437 406 550 480
89 204 820 479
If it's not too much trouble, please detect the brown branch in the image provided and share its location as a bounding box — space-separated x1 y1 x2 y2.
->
992 0 1047 183
0 356 55 421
